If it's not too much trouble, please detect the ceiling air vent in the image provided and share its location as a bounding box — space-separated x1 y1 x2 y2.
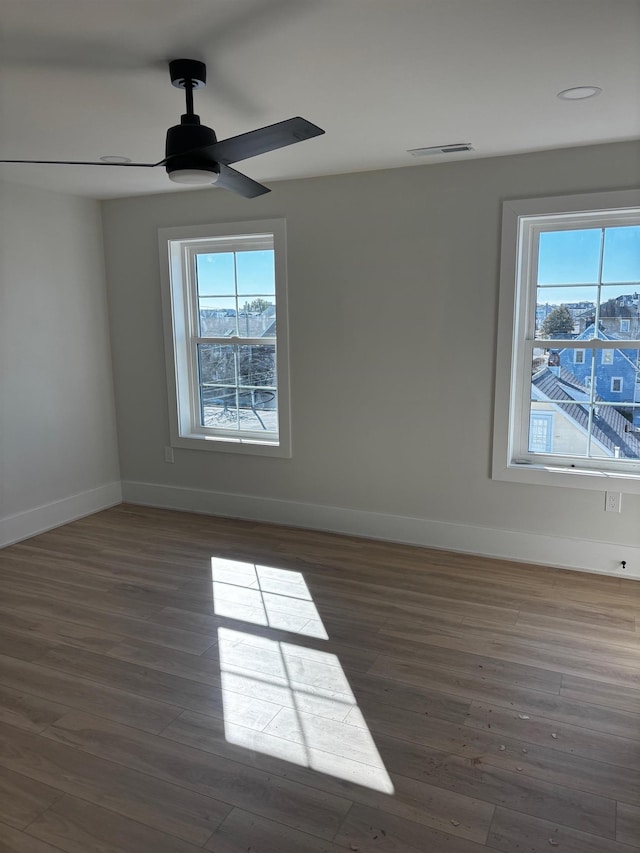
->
407 143 473 157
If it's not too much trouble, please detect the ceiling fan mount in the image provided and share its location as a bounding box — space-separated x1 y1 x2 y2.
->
169 58 207 90
0 58 325 198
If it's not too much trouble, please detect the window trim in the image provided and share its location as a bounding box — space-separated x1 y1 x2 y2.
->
493 188 640 493
611 377 624 393
158 219 292 457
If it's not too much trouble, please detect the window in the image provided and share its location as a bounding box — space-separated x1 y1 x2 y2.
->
529 412 554 452
159 220 291 456
493 189 640 492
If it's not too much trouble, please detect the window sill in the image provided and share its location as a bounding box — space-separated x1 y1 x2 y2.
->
172 433 291 458
493 460 640 494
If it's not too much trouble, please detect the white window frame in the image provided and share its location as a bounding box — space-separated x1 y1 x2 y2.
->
158 219 291 457
574 349 585 365
611 377 624 393
620 318 631 333
493 189 640 493
602 350 614 365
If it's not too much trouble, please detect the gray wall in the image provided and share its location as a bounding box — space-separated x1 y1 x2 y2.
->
102 142 640 565
0 180 120 536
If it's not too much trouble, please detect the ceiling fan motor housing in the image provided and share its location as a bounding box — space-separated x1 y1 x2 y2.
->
165 120 219 177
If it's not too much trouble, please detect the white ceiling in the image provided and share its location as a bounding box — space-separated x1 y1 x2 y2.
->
1 0 639 199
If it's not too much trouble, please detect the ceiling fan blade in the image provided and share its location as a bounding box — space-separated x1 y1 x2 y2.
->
0 159 161 167
217 164 270 198
201 117 325 166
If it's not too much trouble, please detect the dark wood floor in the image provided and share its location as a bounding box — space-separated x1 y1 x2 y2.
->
0 504 639 852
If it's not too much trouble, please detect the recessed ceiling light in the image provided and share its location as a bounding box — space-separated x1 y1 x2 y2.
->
557 86 602 101
99 155 132 164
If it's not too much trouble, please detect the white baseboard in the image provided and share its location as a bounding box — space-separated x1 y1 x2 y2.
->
122 480 640 580
0 482 123 548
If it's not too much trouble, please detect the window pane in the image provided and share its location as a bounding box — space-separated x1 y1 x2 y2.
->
198 298 238 336
237 389 278 433
198 344 236 385
528 402 588 456
201 387 278 433
596 368 636 405
598 285 640 339
537 229 602 285
236 303 276 338
201 386 239 431
196 253 236 296
237 344 276 388
592 343 638 404
236 250 275 296
535 287 597 339
591 405 640 459
602 225 640 283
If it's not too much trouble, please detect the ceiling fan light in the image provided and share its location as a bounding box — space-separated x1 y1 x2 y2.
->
168 168 220 185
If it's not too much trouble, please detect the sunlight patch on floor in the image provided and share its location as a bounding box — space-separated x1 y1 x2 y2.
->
211 557 328 638
210 559 394 794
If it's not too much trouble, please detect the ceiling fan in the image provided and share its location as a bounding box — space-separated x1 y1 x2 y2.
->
0 58 325 198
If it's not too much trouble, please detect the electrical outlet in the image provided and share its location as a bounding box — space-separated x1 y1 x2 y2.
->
164 446 174 464
605 491 621 513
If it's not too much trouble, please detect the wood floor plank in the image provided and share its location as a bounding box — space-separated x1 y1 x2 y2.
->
335 803 503 853
26 793 204 853
0 572 164 621
0 721 229 845
0 589 215 654
204 808 344 853
0 627 60 665
464 701 640 769
42 711 352 841
487 806 640 853
516 610 640 646
617 802 640 846
345 669 472 724
1 548 190 591
0 685 69 733
0 821 69 853
33 647 230 720
516 597 637 631
0 609 126 656
106 640 222 686
368 651 562 695
560 674 640 714
0 765 61 830
383 619 640 678
0 655 178 735
382 630 640 689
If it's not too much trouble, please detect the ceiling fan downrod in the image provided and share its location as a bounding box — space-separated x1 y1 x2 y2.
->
169 58 206 123
165 58 218 182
